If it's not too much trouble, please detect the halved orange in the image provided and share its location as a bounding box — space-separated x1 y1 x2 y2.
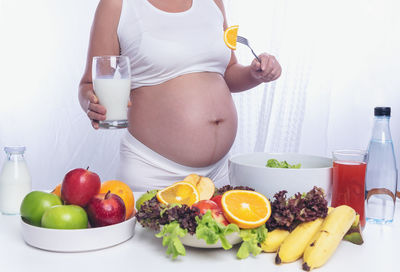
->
183 174 215 200
100 180 135 219
224 25 239 50
221 190 271 229
156 181 200 206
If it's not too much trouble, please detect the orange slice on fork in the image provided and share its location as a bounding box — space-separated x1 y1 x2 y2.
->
224 25 239 50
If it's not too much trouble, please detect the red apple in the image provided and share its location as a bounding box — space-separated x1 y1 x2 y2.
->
211 195 223 210
61 168 101 207
86 191 126 227
192 200 229 226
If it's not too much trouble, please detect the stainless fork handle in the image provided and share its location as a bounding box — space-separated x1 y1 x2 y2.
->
237 36 261 63
250 48 261 63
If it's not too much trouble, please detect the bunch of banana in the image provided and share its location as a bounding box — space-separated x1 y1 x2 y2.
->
272 207 333 263
265 206 356 270
275 216 326 264
302 205 356 271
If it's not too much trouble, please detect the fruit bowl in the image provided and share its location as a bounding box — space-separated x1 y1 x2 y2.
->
180 232 242 248
229 152 332 201
20 216 136 252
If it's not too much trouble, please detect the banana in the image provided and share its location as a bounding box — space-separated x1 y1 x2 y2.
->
275 207 334 264
302 205 356 271
275 218 324 264
260 229 290 253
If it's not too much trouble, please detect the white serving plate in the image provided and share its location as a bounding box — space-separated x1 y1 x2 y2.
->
180 232 241 248
21 216 136 252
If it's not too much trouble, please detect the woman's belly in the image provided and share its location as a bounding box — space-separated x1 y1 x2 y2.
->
128 72 237 167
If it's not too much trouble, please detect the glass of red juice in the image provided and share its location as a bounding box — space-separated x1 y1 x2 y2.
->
332 150 367 228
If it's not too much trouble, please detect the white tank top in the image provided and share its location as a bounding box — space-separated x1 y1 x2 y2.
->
117 0 231 89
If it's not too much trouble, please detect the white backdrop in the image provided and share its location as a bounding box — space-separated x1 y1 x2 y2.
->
0 0 399 190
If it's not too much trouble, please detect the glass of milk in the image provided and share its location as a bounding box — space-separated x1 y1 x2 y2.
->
92 56 131 129
0 146 32 215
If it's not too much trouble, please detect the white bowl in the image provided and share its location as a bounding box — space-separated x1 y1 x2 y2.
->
180 232 241 248
21 216 136 252
229 152 332 200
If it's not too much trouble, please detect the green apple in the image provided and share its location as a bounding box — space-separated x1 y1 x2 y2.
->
41 205 88 229
135 189 158 210
20 191 62 226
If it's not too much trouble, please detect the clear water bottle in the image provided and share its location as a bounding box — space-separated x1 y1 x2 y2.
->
365 107 398 224
0 146 32 215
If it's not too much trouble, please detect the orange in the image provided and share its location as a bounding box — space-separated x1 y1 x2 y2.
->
156 181 200 206
100 180 135 220
224 25 239 50
183 174 215 200
51 184 61 198
221 190 271 229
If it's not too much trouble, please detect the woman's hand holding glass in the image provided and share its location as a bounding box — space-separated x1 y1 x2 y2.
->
85 90 132 130
86 91 107 130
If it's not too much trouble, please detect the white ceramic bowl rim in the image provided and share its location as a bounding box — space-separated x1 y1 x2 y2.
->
229 152 332 170
21 215 136 233
180 232 242 248
21 216 136 252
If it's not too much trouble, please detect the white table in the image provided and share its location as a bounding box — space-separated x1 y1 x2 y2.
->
1 199 399 272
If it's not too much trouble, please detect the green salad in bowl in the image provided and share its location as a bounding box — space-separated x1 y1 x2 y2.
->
266 159 301 169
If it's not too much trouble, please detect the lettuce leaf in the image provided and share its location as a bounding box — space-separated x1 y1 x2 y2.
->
237 225 268 259
266 187 328 231
195 210 240 250
155 221 187 259
266 159 301 169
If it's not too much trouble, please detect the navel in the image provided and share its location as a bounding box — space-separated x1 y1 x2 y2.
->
212 118 224 125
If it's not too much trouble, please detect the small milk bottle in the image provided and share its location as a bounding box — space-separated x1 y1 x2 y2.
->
0 146 32 215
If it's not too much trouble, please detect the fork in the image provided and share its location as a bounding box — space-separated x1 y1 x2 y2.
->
236 35 261 63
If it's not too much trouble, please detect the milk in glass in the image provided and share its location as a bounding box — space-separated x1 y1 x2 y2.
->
93 78 131 121
0 146 32 215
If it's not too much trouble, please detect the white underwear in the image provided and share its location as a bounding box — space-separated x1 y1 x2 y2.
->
117 132 230 191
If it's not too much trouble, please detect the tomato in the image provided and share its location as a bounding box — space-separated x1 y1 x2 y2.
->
192 200 219 214
192 199 229 226
211 195 223 210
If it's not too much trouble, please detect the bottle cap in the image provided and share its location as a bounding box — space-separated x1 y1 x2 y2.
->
374 107 391 117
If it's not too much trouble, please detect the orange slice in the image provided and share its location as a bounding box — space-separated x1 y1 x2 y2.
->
183 174 215 200
100 180 135 219
156 181 200 206
221 190 271 229
224 25 239 50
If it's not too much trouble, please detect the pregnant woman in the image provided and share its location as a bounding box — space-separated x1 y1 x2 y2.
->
78 0 281 191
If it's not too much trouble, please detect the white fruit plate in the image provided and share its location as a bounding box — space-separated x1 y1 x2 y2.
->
21 216 136 252
180 232 242 248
